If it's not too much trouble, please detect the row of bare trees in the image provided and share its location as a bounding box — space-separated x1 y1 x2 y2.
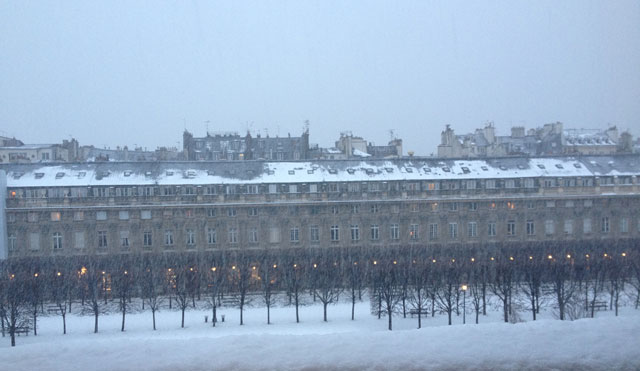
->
2 239 639 346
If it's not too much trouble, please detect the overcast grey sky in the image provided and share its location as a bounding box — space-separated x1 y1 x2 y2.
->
1 0 639 155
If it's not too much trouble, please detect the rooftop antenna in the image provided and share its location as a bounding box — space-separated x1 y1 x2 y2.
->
205 120 210 135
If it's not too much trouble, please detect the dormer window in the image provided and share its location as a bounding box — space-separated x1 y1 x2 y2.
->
124 170 132 177
55 172 65 179
35 173 45 179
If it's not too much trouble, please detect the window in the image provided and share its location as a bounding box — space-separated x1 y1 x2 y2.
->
330 225 340 241
120 231 130 248
8 234 17 251
28 213 39 223
507 220 516 236
488 222 496 237
620 217 629 233
467 222 477 238
430 203 438 212
98 231 108 248
545 220 555 235
583 218 592 234
74 211 84 221
449 223 458 239
309 184 318 193
248 207 258 216
546 201 556 208
469 202 478 211
601 217 610 234
449 203 458 211
119 211 129 220
143 231 153 247
331 206 339 214
164 230 174 246
506 201 516 210
228 228 238 244
370 225 379 240
351 205 360 214
186 229 196 246
289 184 298 193
350 225 360 241
409 224 419 240
526 221 535 236
310 226 320 242
141 210 152 220
96 211 107 221
30 232 40 250
370 204 379 213
206 185 217 195
290 227 300 243
429 223 438 240
74 232 85 249
527 201 535 209
524 178 535 188
268 184 278 194
584 200 593 208
486 180 496 189
207 228 217 245
96 187 108 197
544 179 555 188
227 208 236 217
489 202 497 210
390 224 399 240
466 180 477 190
246 185 259 194
565 200 574 208
51 211 61 222
52 232 63 249
564 220 573 235
249 228 258 243
505 179 515 189
269 227 281 243
207 208 216 218
225 185 236 195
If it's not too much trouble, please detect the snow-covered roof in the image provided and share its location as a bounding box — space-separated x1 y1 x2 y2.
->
2 155 639 188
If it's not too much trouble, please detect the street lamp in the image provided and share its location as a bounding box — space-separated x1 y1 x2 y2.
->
461 284 468 324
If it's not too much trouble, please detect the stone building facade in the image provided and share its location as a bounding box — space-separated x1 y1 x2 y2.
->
1 155 640 260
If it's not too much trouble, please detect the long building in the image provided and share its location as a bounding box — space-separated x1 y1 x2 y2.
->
1 155 640 260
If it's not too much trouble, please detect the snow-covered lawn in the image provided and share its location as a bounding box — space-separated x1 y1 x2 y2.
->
2 298 639 370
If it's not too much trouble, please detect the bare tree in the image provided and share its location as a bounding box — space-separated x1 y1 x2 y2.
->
229 251 254 325
0 262 30 347
310 251 343 322
140 255 165 330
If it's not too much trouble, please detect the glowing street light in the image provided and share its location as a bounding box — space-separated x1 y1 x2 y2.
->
461 284 468 324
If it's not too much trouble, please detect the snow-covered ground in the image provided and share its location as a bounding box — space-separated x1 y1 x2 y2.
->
2 297 639 370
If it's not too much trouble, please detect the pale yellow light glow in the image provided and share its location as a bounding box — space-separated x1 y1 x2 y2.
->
461 284 468 291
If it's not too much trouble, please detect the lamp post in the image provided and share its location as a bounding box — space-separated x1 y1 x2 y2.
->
461 284 468 324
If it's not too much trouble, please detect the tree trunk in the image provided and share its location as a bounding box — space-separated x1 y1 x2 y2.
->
152 310 156 330
240 304 244 325
181 308 185 328
94 312 99 333
295 292 300 323
323 302 328 322
121 306 126 332
212 305 216 327
33 312 37 336
388 308 392 331
267 304 271 325
62 313 67 334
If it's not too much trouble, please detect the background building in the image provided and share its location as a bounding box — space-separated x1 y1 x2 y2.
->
438 122 633 158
